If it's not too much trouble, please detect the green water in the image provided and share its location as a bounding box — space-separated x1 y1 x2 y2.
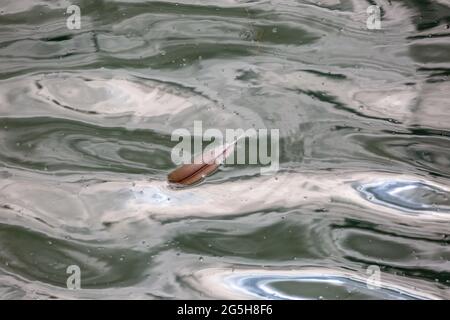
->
0 0 449 299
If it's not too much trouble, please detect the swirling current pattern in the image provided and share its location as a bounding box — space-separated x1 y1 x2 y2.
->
0 0 449 299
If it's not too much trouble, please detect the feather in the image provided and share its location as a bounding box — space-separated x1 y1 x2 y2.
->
167 138 239 186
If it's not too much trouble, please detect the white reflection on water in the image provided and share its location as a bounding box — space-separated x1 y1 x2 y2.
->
357 180 450 213
183 267 446 300
1 171 449 235
0 72 260 132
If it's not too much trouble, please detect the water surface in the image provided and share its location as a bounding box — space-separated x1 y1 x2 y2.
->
0 0 449 299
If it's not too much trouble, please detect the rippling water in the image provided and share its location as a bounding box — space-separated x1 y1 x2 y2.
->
0 0 449 299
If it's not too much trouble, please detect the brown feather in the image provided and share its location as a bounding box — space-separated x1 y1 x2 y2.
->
168 141 236 186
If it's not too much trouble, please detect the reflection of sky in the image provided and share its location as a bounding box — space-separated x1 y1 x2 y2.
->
224 274 424 300
131 185 201 206
356 180 450 213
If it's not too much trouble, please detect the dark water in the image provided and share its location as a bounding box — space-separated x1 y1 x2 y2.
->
0 0 449 299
